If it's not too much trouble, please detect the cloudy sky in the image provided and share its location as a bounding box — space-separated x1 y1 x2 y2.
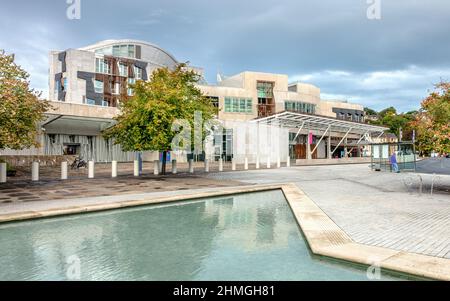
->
1 0 449 112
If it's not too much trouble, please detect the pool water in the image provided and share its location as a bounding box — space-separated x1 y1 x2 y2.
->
0 190 406 280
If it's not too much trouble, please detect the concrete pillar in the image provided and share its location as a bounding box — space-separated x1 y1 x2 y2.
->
32 161 39 181
0 162 6 183
307 141 312 160
111 160 118 178
204 159 210 172
277 156 281 168
344 138 348 158
267 156 271 169
256 156 260 169
153 160 159 175
133 160 140 177
61 161 68 180
172 160 177 174
327 134 332 159
286 156 291 167
189 159 194 173
244 157 249 170
232 159 236 171
219 158 223 172
88 161 94 179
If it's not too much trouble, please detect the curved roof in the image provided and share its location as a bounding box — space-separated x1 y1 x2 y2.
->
78 39 178 67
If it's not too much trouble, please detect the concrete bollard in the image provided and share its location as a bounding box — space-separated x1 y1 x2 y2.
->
153 160 159 175
189 159 194 173
256 156 260 169
61 161 68 180
88 161 94 179
32 161 39 181
219 158 223 172
0 162 6 183
244 157 249 170
286 156 291 167
111 160 118 178
232 159 236 171
172 160 177 174
277 157 281 168
204 159 210 172
134 160 140 177
267 157 271 169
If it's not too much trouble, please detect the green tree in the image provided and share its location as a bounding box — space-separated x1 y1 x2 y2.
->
411 82 450 155
0 50 49 151
103 63 216 174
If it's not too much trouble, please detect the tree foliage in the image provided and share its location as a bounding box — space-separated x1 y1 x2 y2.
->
0 50 49 150
103 64 216 172
411 82 450 154
366 106 417 139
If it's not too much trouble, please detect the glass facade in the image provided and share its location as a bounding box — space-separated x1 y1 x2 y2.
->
133 66 143 79
257 82 274 98
224 97 252 113
95 58 110 74
285 101 316 114
118 63 128 77
94 80 104 93
95 45 136 59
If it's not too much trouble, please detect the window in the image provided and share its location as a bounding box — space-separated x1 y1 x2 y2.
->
127 78 135 96
112 45 136 58
133 66 143 79
95 58 110 74
118 63 128 77
113 83 120 95
284 101 316 114
94 80 104 93
224 97 252 113
62 78 68 91
257 82 274 98
86 99 96 105
102 100 109 107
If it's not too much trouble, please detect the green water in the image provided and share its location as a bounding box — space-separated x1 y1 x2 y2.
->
0 190 405 280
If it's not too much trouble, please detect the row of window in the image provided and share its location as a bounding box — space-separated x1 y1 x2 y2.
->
285 101 316 114
224 97 253 113
337 112 364 122
94 79 136 96
95 44 137 59
95 58 143 78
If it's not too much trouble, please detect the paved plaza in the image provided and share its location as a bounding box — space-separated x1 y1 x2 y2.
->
1 162 449 261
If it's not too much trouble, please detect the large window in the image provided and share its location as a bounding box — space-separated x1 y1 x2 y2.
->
257 82 274 98
95 58 110 74
118 63 128 77
113 45 135 58
94 80 104 93
224 97 252 113
285 101 316 114
133 66 143 79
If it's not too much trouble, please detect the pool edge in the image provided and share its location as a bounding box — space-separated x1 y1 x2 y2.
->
280 183 450 281
1 182 449 281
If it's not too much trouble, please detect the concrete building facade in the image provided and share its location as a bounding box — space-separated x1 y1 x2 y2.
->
15 39 381 164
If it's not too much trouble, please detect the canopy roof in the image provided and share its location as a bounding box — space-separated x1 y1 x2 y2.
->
252 111 388 135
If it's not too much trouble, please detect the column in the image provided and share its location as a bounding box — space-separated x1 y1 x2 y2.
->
111 160 118 178
153 160 159 175
189 159 194 173
0 162 7 183
327 134 332 159
172 160 177 174
61 161 68 180
88 161 94 179
244 157 249 170
133 160 140 176
219 158 223 172
204 159 210 172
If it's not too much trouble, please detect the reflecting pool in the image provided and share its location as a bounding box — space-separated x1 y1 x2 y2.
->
0 190 407 280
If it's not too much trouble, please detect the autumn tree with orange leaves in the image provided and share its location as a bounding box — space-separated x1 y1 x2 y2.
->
411 82 450 155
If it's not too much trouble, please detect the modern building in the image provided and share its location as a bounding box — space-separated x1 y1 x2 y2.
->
5 39 387 164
